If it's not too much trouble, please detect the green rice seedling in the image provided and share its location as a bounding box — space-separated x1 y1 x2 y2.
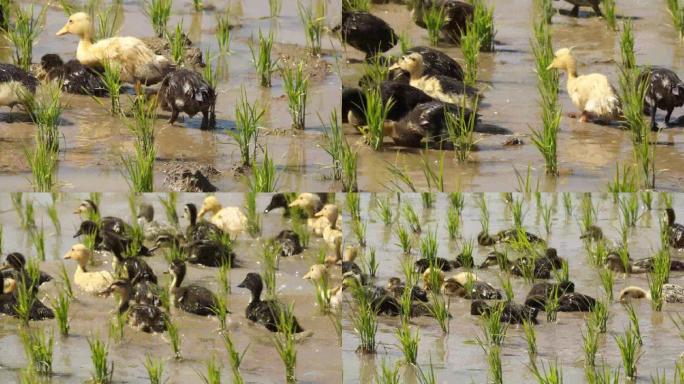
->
22 199 35 230
402 203 421 233
522 319 537 357
376 359 400 384
168 22 185 65
311 271 331 314
94 3 123 41
230 87 264 166
544 285 560 322
580 194 596 232
478 194 490 235
480 302 508 346
52 289 71 336
31 226 46 261
223 332 246 384
602 0 617 30
165 318 181 359
262 242 280 299
395 321 419 366
641 191 653 210
541 202 553 235
461 21 481 87
346 189 360 220
589 366 620 384
250 150 278 193
159 284 171 313
362 87 393 151
445 96 479 162
291 218 310 248
273 303 298 383
423 4 446 46
5 5 47 71
249 29 278 87
590 299 608 333
198 355 221 384
298 1 325 55
428 291 450 334
395 277 413 324
624 302 642 345
419 228 438 262
424 261 444 292
352 218 367 247
20 328 53 375
122 93 157 192
12 193 24 223
398 30 412 54
322 110 354 186
484 345 503 384
0 0 10 30
14 271 36 326
212 294 230 330
364 248 379 278
538 0 555 24
471 0 496 52
598 269 614 301
618 194 640 227
450 192 465 212
202 50 219 90
350 284 378 354
606 163 637 195
281 61 309 130
269 0 282 17
531 58 562 175
617 244 631 274
530 359 563 384
143 0 172 37
218 263 231 296
144 354 164 384
552 259 569 284
446 205 460 239
384 159 418 192
614 327 641 380
59 262 73 298
582 324 598 368
216 11 231 54
501 275 514 302
109 311 125 343
670 313 684 341
416 356 438 384
375 195 393 225
562 192 573 218
158 193 179 227
25 141 58 192
395 223 413 254
421 192 435 208
362 54 390 90
648 260 668 312
47 201 61 234
192 0 203 12
667 0 684 38
511 197 525 229
88 336 113 383
458 239 475 269
660 192 673 209
420 151 446 193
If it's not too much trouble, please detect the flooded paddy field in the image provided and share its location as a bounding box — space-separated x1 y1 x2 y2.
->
341 0 684 191
0 0 342 192
340 193 684 382
0 192 341 383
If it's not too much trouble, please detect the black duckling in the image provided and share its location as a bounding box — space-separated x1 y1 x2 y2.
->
0 273 54 320
511 248 564 279
525 290 596 312
555 0 602 17
414 257 459 273
526 281 575 299
40 54 108 96
274 230 303 257
344 275 430 317
442 277 502 300
602 252 682 273
494 229 545 244
264 193 290 214
104 238 157 284
238 272 304 333
639 66 684 130
396 53 478 105
0 252 53 288
343 81 434 126
137 203 178 241
167 261 220 316
101 280 167 333
470 300 538 324
337 11 397 59
665 208 684 248
184 203 223 242
0 63 38 113
411 0 473 43
158 68 216 130
386 277 429 302
580 225 604 241
74 199 129 235
388 46 464 82
187 239 237 267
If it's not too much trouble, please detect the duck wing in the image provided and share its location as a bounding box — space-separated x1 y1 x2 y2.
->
0 63 38 92
558 293 596 312
178 285 218 316
407 46 464 80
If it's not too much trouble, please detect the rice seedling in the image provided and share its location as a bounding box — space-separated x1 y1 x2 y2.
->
624 302 642 345
350 284 378 354
470 0 497 52
428 291 450 334
395 320 419 365
479 302 508 346
660 192 673 209
602 0 617 30
398 30 412 54
250 149 278 193
648 249 670 311
88 336 113 383
167 22 185 66
416 356 438 384
641 191 653 210
483 345 503 384
538 0 555 24
500 275 514 302
419 227 438 262
30 226 46 261
363 247 379 278
403 203 421 233
346 193 360 220
268 0 282 17
0 0 9 30
216 11 231 55
262 242 280 299
352 218 367 247
376 359 400 384
322 110 357 189
47 200 61 234
458 239 475 269
122 92 157 192
606 163 637 195
540 201 553 235
590 299 609 333
618 194 640 227
589 366 620 384
461 21 481 87
202 50 219 90
198 355 221 384
97 60 123 115
544 285 560 322
249 28 278 87
478 194 490 235
272 302 298 383
511 196 525 229
421 192 435 208
144 354 164 384
5 5 46 71
598 269 614 301
165 318 181 359
667 0 684 38
361 54 390 90
158 193 178 227
223 332 246 384
281 61 309 130
230 87 264 166
143 0 172 37
52 289 71 336
192 0 202 12
109 311 126 343
14 269 37 326
446 205 460 239
614 327 641 380
375 195 394 225
362 87 393 151
395 223 413 254
58 262 73 298
291 218 310 249
212 294 230 331
423 4 446 46
298 1 325 55
671 313 684 341
582 324 599 368
20 328 53 376
561 192 573 217
530 359 563 384
522 319 537 357
445 97 479 162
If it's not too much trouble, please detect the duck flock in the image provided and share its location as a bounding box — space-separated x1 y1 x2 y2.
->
0 193 345 381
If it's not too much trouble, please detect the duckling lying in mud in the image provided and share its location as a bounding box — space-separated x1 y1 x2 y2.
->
639 66 684 130
411 0 474 43
337 11 397 59
555 0 602 17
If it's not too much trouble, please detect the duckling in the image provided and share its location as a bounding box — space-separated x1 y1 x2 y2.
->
39 54 108 96
167 261 220 316
344 274 430 317
396 53 478 105
303 264 328 281
337 11 397 59
197 196 248 234
386 277 429 302
341 246 364 280
274 230 303 257
494 229 545 244
0 63 38 113
580 225 604 241
442 275 502 300
158 69 216 130
187 239 237 267
665 208 684 249
330 285 344 309
105 239 157 284
526 281 576 299
56 12 174 85
184 203 223 242
638 66 684 130
314 204 343 250
0 273 54 321
0 252 53 288
388 46 464 82
477 232 496 246
470 300 539 324
603 252 682 274
556 0 602 17
74 220 152 258
238 272 304 332
343 82 433 126
63 244 115 293
546 48 621 123
619 284 684 304
264 193 291 214
137 203 177 241
557 293 596 312
414 257 459 273
101 280 167 333
510 248 565 279
74 199 128 235
288 193 330 235
411 0 474 43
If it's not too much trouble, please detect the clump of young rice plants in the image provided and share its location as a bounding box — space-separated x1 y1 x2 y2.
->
20 328 54 376
168 22 185 65
667 0 684 38
0 0 10 30
281 61 309 130
223 332 246 384
479 302 508 346
212 294 230 331
109 311 126 343
471 0 496 52
362 87 393 151
607 163 637 195
122 93 157 192
445 97 479 162
144 354 164 384
246 190 262 236
98 60 122 115
648 249 671 311
446 205 460 239
250 149 278 193
216 11 231 55
460 21 481 87
375 195 393 225
268 0 282 17
376 359 400 384
396 321 419 366
363 248 379 278
530 359 563 384
589 299 609 333
602 0 617 30
47 197 61 234
423 4 446 46
323 111 358 191
250 29 278 87
614 327 641 380
427 291 451 334
14 267 37 326
394 223 413 254
272 302 298 383
582 323 599 369
402 203 421 233
5 5 46 71
522 319 537 357
544 285 560 322
88 336 113 383
298 1 325 55
483 345 503 384
230 88 264 167
192 0 203 12
598 269 614 301
143 0 172 37
198 355 221 384
538 0 555 24
262 242 280 298
343 0 371 11
52 289 71 336
350 283 378 354
165 318 181 359
624 302 642 345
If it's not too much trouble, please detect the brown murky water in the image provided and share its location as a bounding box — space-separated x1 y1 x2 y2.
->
0 193 341 383
341 193 683 382
342 0 684 191
0 0 342 192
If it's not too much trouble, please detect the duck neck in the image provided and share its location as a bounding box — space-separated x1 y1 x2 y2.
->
564 59 578 80
249 284 262 303
117 290 131 314
171 271 184 289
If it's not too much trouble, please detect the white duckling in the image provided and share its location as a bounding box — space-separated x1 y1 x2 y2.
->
63 244 114 294
314 204 343 251
288 193 330 235
546 47 621 123
56 12 173 85
619 284 684 304
197 196 248 233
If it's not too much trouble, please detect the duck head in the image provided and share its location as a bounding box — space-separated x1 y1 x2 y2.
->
288 193 319 215
665 208 676 226
386 277 403 290
167 260 187 287
198 196 222 219
545 247 559 260
74 199 98 215
2 252 26 271
149 234 181 253
40 54 64 72
74 220 99 238
237 272 264 301
63 244 92 267
619 286 650 301
546 48 577 76
57 12 93 38
397 53 424 78
264 193 289 213
303 264 327 281
422 267 445 291
184 203 198 225
100 279 131 298
137 203 155 224
479 252 501 269
442 279 467 296
477 231 496 246
314 204 339 227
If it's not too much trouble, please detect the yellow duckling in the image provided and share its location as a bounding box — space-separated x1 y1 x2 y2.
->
56 12 173 85
546 48 621 123
314 204 343 251
422 267 445 291
63 244 114 294
303 264 329 281
197 196 248 233
288 193 330 235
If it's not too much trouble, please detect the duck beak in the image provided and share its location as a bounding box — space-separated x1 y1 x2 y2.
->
287 201 299 208
197 207 207 218
314 209 324 218
237 280 247 288
302 272 312 280
56 25 69 36
63 252 72 260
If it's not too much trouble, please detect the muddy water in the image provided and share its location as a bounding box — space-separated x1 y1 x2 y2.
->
341 193 684 382
0 0 342 192
342 0 684 191
0 193 341 383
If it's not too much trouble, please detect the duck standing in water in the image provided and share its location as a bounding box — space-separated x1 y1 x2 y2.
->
158 69 216 130
546 48 621 123
343 81 433 126
638 66 684 130
101 280 168 333
167 261 220 316
0 252 53 289
184 203 223 242
238 273 304 333
337 11 397 59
